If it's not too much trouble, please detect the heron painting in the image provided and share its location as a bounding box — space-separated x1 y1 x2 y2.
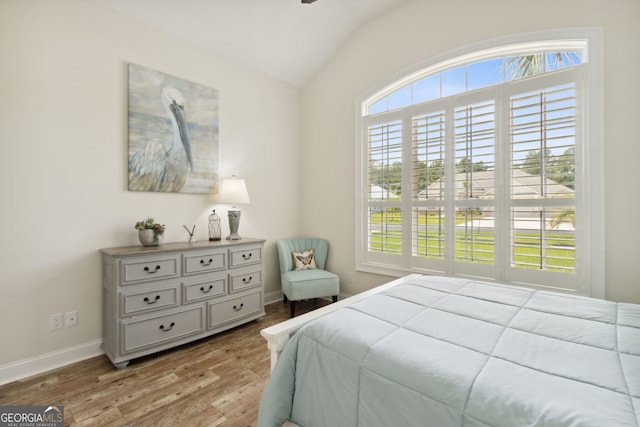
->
128 64 219 193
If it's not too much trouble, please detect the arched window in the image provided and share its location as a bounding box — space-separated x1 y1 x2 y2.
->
356 31 604 296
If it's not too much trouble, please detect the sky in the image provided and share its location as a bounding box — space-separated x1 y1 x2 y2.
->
369 52 582 114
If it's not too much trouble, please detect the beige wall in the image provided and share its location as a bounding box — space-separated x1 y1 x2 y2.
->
0 0 301 368
301 0 640 303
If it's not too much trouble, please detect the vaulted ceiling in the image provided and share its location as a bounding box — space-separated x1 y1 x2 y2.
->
91 0 407 87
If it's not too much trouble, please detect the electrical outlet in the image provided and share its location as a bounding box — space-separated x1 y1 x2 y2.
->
50 313 63 331
65 310 78 327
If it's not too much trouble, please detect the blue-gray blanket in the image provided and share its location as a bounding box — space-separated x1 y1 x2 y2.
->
258 275 640 426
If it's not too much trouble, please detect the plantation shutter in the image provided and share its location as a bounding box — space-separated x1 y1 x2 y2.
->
453 100 496 270
508 79 577 287
412 110 446 260
367 119 403 255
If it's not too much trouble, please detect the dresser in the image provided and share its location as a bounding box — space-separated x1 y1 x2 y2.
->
100 238 265 368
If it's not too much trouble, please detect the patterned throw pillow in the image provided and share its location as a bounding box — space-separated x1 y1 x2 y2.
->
292 248 317 270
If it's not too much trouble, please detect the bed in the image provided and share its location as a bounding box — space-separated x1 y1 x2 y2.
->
258 274 640 427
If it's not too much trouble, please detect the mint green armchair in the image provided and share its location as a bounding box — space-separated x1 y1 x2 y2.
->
277 238 339 318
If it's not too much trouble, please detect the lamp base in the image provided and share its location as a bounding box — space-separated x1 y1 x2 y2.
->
226 210 243 240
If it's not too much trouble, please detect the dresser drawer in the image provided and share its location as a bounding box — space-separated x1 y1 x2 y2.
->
229 246 262 268
121 284 179 316
183 274 226 303
121 306 204 354
229 269 262 293
183 250 226 275
208 291 262 329
121 255 179 285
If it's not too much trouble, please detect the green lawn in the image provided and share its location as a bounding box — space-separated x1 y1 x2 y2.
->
369 211 576 272
371 211 488 226
370 229 575 272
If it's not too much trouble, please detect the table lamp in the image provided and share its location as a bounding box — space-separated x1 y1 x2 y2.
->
217 175 251 240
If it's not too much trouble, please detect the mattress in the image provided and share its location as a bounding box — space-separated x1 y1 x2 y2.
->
258 275 640 426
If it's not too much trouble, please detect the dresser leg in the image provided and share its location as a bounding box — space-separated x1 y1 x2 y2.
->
113 360 129 369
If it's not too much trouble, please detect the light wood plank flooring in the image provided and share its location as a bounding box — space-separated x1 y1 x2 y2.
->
0 299 330 426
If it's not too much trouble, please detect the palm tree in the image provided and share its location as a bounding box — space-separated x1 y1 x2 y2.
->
550 208 575 230
507 53 575 79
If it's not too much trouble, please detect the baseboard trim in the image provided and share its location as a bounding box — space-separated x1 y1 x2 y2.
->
264 289 284 305
0 340 104 386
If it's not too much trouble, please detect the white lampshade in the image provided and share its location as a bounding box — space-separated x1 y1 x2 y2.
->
217 176 251 206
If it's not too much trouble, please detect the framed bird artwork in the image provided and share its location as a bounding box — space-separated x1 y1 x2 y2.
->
127 64 219 194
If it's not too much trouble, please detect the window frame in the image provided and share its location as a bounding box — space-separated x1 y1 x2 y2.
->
355 29 604 298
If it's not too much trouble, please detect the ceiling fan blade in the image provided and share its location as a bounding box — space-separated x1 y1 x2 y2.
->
301 0 318 3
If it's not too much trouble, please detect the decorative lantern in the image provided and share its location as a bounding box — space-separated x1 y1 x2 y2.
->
208 209 221 241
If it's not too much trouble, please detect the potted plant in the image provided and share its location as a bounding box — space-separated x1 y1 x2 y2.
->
134 217 166 246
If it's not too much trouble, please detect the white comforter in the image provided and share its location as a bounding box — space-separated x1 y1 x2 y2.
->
258 275 640 426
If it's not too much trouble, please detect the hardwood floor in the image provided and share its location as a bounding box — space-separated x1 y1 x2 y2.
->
0 299 330 426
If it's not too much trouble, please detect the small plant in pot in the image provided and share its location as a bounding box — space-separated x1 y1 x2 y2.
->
135 217 166 246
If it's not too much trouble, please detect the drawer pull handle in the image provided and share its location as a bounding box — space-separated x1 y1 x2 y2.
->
242 276 253 284
200 285 214 293
143 295 161 304
242 253 252 260
144 265 161 274
159 322 175 332
200 258 213 266
233 303 244 312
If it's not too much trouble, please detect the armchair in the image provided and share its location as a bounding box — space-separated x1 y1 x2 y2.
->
276 238 339 318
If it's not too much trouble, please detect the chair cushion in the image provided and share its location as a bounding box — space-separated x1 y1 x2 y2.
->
282 269 339 301
292 248 318 270
277 238 329 272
